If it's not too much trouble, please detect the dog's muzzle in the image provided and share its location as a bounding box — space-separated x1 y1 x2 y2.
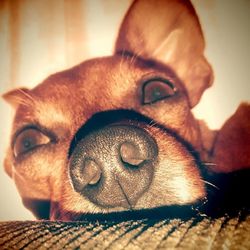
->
69 124 158 209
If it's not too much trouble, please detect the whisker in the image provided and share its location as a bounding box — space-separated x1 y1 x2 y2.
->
10 97 32 107
148 119 158 127
203 180 219 190
11 165 26 182
17 88 35 103
129 51 141 65
203 162 217 166
129 53 137 65
119 49 125 73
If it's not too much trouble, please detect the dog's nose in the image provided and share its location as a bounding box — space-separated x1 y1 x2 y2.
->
69 125 158 209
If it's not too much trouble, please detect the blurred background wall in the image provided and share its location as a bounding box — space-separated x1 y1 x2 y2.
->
0 0 249 220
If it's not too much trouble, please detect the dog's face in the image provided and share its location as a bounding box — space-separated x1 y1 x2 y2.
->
3 0 213 220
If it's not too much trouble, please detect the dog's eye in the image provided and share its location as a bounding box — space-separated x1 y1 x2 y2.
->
142 79 176 104
13 128 50 157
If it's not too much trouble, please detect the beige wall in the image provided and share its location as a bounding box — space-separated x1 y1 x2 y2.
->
0 0 249 220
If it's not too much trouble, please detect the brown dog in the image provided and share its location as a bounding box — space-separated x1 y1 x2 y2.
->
3 0 250 221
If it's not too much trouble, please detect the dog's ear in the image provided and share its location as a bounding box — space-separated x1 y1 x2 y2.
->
211 103 250 173
2 88 32 109
115 0 213 107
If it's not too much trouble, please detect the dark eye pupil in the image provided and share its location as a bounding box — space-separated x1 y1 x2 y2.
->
23 139 33 149
152 88 161 98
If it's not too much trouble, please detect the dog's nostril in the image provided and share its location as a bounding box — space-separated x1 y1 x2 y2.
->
70 158 102 192
83 159 102 186
120 142 145 166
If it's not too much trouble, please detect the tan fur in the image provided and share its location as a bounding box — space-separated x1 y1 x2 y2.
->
2 0 249 220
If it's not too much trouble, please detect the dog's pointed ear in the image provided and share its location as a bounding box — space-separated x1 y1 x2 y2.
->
2 88 31 109
115 0 213 107
212 103 250 173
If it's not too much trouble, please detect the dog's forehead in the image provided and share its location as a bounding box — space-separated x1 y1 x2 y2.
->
13 55 182 134
33 55 179 98
32 56 175 103
29 56 139 122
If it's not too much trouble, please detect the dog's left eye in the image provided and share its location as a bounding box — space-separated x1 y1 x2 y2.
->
13 128 50 157
142 79 176 104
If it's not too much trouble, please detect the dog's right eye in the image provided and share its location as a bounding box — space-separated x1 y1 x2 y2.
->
142 78 177 104
13 128 50 158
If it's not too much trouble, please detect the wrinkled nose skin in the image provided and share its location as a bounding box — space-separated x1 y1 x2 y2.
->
69 125 158 209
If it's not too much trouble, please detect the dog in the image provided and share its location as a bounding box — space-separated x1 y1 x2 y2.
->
3 0 250 221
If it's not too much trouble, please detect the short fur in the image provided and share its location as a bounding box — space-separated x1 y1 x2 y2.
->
3 0 250 221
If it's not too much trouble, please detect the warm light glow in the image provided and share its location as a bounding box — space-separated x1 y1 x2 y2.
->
172 176 191 203
0 0 249 220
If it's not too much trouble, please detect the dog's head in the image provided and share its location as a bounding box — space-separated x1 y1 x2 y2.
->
3 0 213 220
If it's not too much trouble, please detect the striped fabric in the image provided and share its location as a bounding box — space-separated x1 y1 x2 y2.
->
0 213 249 249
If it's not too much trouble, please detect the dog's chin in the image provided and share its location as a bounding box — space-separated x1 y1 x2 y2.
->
50 199 208 222
23 198 204 221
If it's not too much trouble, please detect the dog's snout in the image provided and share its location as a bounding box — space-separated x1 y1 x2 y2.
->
69 125 158 209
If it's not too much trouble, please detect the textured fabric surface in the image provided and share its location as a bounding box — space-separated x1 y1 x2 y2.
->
0 212 249 249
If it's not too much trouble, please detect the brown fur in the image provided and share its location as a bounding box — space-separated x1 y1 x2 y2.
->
2 0 249 221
